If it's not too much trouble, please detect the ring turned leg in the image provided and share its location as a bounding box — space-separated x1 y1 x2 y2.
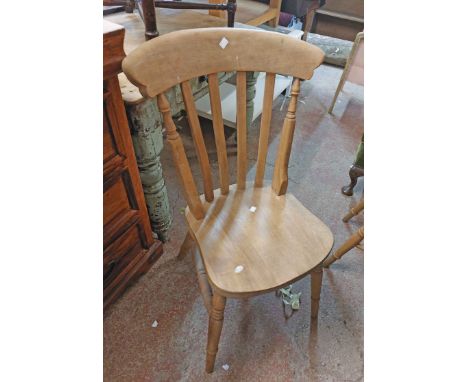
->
311 267 323 320
206 293 226 373
323 227 364 268
343 199 364 223
341 165 364 196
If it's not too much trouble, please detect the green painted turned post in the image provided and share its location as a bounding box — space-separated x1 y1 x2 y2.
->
126 100 172 242
246 71 259 127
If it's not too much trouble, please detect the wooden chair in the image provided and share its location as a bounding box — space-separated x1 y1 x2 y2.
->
109 0 238 40
122 28 331 373
170 0 281 27
323 199 363 267
328 31 363 114
234 0 282 27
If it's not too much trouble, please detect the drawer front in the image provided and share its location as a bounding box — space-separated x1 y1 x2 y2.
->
103 223 145 292
103 170 136 228
103 75 160 309
103 102 119 164
103 91 126 177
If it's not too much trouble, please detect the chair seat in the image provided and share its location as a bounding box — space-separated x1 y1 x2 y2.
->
185 184 334 296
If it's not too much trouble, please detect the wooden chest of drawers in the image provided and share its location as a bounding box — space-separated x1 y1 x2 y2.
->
103 20 163 309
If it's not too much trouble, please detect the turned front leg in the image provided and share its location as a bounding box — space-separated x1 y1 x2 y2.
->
206 293 226 373
311 267 323 319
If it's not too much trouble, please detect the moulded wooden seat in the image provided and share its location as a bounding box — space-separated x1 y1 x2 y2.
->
186 184 333 296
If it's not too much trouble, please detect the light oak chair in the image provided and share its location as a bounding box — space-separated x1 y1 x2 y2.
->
122 28 331 373
107 0 237 40
323 199 363 267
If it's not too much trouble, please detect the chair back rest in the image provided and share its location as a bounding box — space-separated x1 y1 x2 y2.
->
123 28 324 219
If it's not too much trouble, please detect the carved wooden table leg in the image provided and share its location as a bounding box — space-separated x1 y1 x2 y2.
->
206 293 226 373
311 266 323 319
341 164 364 196
323 227 364 268
126 100 172 242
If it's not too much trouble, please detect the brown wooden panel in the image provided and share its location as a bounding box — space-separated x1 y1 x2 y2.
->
103 20 126 79
103 98 119 164
103 91 126 162
103 21 163 310
103 175 133 227
103 223 145 291
315 14 363 42
103 238 163 310
321 0 363 19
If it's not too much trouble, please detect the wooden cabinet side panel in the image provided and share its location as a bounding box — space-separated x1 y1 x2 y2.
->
104 77 155 244
103 72 163 309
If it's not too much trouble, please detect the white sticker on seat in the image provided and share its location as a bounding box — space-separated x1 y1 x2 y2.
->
234 265 244 273
219 37 229 49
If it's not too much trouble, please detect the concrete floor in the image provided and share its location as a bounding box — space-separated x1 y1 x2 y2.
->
104 63 364 382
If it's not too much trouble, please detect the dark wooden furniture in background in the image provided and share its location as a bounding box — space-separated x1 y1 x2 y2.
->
103 0 135 14
342 134 363 196
313 0 363 41
103 20 163 310
122 0 238 40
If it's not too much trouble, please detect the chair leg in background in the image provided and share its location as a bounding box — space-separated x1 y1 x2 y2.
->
311 267 323 319
205 293 226 373
341 165 364 196
323 227 364 268
301 8 316 41
343 199 364 222
328 74 345 114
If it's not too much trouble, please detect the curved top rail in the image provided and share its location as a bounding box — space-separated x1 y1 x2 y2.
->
122 28 325 97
